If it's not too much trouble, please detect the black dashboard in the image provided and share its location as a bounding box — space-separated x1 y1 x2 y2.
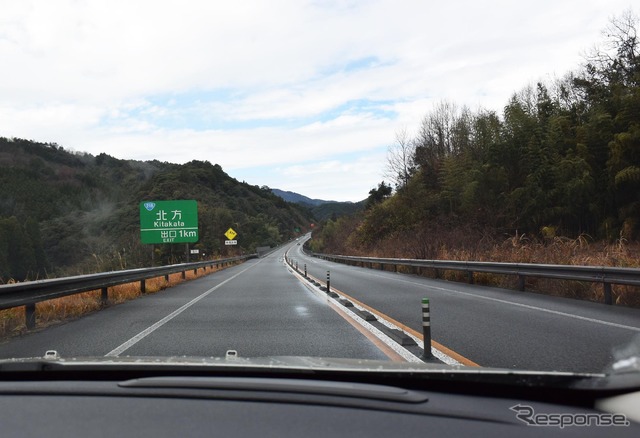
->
0 373 637 437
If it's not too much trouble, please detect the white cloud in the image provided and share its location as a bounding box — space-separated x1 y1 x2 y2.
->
0 0 636 200
236 151 388 202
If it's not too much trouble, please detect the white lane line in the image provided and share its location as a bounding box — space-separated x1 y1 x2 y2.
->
105 262 260 357
290 268 423 363
285 258 458 364
358 305 461 366
333 302 425 364
360 271 640 333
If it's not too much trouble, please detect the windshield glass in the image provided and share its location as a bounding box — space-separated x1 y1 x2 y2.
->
0 0 639 384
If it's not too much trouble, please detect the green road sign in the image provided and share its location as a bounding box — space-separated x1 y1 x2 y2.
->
140 200 198 244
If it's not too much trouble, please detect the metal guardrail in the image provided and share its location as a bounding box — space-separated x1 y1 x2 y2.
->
0 254 257 328
309 252 640 305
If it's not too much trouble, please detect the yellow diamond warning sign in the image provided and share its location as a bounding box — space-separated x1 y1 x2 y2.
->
224 227 237 240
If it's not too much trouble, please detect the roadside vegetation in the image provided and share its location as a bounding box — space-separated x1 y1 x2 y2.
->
0 139 312 283
309 12 640 307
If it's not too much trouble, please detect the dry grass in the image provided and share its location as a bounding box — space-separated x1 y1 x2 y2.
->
0 264 235 341
350 229 640 308
0 307 25 339
454 235 640 307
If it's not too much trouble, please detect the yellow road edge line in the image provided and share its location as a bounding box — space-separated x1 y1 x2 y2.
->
305 272 480 367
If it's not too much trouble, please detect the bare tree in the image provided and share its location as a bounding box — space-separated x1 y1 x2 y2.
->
584 9 638 87
385 128 415 190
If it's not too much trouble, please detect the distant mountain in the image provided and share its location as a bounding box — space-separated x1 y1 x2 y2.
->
310 200 365 221
271 188 364 221
270 189 329 206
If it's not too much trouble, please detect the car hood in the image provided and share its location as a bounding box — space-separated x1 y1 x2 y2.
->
0 351 638 391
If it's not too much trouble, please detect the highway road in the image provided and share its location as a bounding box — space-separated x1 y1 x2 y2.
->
1 239 639 374
287 240 640 373
0 246 392 362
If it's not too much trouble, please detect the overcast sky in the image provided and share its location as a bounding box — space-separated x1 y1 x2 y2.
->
0 1 635 201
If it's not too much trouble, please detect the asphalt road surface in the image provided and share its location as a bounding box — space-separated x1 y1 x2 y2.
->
2 240 639 374
288 240 640 373
0 247 390 361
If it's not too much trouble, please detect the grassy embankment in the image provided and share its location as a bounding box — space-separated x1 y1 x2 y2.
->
373 235 640 307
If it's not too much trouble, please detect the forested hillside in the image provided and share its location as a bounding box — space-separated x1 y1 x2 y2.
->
0 138 311 282
311 13 640 262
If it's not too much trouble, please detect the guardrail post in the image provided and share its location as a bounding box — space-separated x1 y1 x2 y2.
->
467 271 474 284
304 264 307 278
101 287 109 305
603 283 613 305
25 304 36 329
193 268 198 275
327 271 331 294
379 263 384 271
165 274 170 282
140 279 146 294
421 298 432 359
518 275 526 291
